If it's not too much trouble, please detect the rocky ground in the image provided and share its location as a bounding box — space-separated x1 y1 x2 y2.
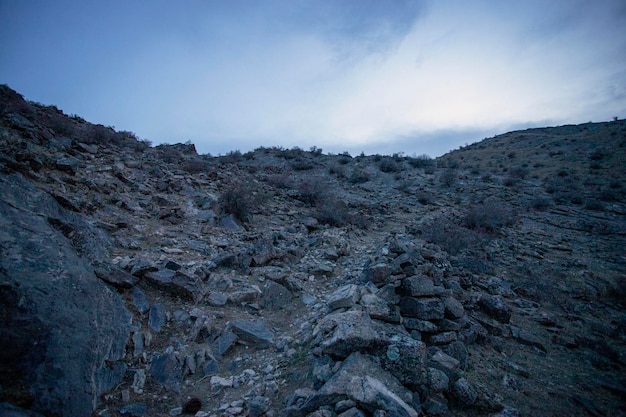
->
1 84 625 417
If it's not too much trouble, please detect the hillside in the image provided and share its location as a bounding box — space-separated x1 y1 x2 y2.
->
1 84 625 417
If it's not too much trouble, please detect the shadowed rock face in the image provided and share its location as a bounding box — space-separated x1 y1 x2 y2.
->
0 174 131 416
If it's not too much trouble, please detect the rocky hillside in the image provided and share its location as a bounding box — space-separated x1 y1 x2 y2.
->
1 84 625 417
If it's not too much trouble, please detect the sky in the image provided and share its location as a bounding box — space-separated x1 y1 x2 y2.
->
1 0 625 157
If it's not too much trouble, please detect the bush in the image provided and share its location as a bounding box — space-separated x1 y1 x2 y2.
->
529 196 551 211
297 180 327 206
315 199 351 227
220 185 257 223
329 164 346 178
419 218 486 256
349 169 370 184
379 157 401 173
463 201 515 233
440 168 457 187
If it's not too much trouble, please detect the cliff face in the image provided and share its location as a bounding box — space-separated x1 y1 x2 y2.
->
1 84 624 417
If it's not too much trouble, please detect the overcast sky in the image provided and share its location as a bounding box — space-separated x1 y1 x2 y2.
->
1 1 625 156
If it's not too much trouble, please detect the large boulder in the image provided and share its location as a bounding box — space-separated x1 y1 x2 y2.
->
0 174 131 416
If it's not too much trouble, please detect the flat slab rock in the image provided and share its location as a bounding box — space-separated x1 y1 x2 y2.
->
144 269 206 302
229 319 274 349
303 352 419 417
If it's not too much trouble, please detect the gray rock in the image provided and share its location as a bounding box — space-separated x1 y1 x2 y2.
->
219 214 243 231
399 276 444 297
338 408 366 417
131 287 151 314
443 296 465 319
313 310 379 358
509 326 547 352
478 295 511 324
0 174 131 417
94 263 139 288
428 331 457 345
303 352 418 417
403 318 438 333
400 297 445 320
261 280 293 310
120 403 147 417
247 396 271 417
144 269 206 302
452 377 477 406
150 350 182 393
213 329 239 356
430 350 460 377
360 293 393 321
149 304 167 332
230 319 274 348
362 263 392 287
327 284 360 310
427 367 450 393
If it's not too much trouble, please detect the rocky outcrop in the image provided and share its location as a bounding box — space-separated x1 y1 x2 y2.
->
0 174 131 416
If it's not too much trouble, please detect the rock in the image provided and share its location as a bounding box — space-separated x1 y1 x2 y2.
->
144 269 206 302
399 297 445 320
443 296 465 319
360 293 393 321
509 326 547 352
303 352 418 417
313 310 378 358
337 408 366 417
399 276 444 297
362 263 392 287
149 304 167 332
150 350 182 393
427 367 450 393
213 329 239 356
247 396 271 417
131 287 151 314
261 280 293 310
219 214 243 231
327 284 361 310
478 295 511 324
430 350 460 376
428 331 457 345
230 319 274 348
0 174 131 417
120 403 148 417
452 377 478 406
403 318 438 333
94 263 139 288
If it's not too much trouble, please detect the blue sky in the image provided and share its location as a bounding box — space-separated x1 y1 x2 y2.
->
1 0 625 157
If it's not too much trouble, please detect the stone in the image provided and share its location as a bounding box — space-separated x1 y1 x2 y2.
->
150 350 182 393
247 396 271 417
430 350 460 376
120 403 147 417
427 367 450 393
362 263 392 287
144 269 206 302
131 287 151 314
303 352 418 417
0 174 131 417
399 297 444 320
261 280 293 310
452 378 477 406
149 304 167 332
402 318 438 333
213 329 239 357
428 331 457 345
360 293 393 321
478 295 511 324
510 326 547 352
313 310 378 358
230 319 274 348
338 408 367 417
94 262 139 288
443 296 465 319
399 276 443 297
327 284 361 310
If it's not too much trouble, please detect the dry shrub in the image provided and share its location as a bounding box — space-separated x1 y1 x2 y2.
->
463 201 516 233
